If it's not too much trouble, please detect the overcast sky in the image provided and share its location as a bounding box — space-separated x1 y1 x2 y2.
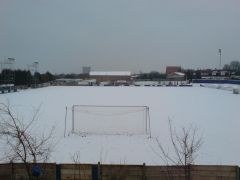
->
0 0 239 73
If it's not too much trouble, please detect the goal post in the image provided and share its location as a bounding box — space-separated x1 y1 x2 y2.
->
71 105 151 136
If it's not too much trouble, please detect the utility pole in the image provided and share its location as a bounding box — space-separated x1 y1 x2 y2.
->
33 62 39 73
218 49 222 70
33 62 39 88
28 61 39 88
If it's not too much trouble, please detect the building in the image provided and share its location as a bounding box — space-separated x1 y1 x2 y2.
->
166 72 186 81
82 66 91 74
166 66 181 74
52 78 96 86
194 69 230 79
52 79 82 86
89 71 131 85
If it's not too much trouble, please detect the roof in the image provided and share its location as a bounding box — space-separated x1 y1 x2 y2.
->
166 66 181 74
89 71 131 76
173 72 185 76
167 72 185 79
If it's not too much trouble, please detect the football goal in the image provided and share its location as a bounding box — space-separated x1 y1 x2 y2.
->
71 105 151 136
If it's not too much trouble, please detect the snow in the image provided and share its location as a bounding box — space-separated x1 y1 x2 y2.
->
199 83 240 92
89 71 131 76
171 72 185 76
0 85 240 165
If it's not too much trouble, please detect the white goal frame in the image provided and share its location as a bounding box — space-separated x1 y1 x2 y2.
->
71 105 151 136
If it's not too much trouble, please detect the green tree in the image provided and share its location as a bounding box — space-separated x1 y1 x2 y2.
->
40 72 55 83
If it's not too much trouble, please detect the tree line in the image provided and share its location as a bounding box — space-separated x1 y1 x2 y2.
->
137 71 167 80
223 60 240 72
0 69 55 86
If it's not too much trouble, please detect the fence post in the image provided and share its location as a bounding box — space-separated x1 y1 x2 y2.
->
142 163 146 180
97 162 101 180
236 166 239 180
188 164 191 180
56 164 61 180
92 164 98 180
10 161 15 180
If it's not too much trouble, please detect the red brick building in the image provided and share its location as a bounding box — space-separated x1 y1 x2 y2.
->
166 66 181 74
89 71 131 85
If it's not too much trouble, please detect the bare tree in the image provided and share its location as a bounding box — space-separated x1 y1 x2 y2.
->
0 102 55 179
154 119 203 180
71 151 83 180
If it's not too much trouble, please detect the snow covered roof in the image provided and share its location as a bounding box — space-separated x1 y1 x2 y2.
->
173 72 185 76
90 71 131 76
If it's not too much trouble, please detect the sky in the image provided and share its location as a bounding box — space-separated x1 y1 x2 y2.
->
0 0 239 74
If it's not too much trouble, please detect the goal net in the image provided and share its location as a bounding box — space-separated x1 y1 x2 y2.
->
72 105 151 135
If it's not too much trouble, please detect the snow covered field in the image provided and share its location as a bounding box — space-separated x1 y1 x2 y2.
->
0 85 240 165
199 83 240 92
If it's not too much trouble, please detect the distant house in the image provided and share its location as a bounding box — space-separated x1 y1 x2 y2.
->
89 71 131 85
166 66 181 74
211 70 229 77
212 70 218 76
220 71 228 76
192 69 230 80
200 69 212 77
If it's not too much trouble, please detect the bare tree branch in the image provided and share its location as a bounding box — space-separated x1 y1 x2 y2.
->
154 118 203 180
0 102 55 179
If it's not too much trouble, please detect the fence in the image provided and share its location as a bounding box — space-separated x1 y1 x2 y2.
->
0 163 56 180
0 162 239 180
193 79 240 85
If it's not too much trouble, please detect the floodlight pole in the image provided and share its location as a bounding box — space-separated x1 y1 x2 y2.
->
218 49 222 70
33 61 39 88
2 58 16 84
33 61 39 73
